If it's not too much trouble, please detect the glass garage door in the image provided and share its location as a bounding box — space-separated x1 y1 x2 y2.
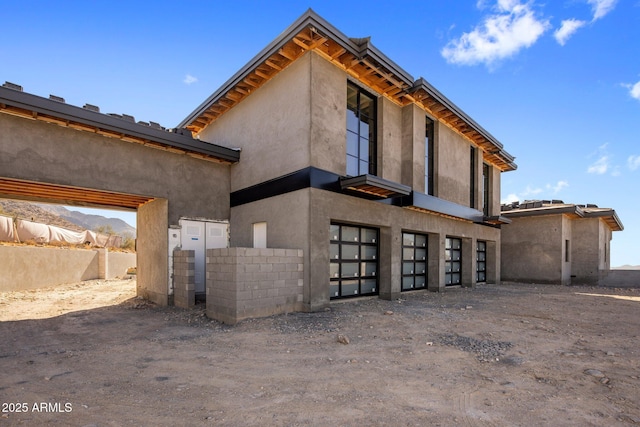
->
401 232 428 291
330 223 379 299
476 240 487 283
445 237 462 286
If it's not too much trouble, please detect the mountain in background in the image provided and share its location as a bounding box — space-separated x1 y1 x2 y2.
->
0 200 136 237
612 265 640 270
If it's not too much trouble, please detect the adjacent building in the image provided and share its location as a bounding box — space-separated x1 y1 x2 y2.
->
500 200 623 286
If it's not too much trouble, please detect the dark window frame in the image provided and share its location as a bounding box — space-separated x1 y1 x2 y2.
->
425 117 435 195
401 232 428 292
482 163 490 216
470 146 476 209
346 81 377 177
330 223 379 299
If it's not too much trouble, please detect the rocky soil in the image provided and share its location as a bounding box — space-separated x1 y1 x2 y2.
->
1 279 639 426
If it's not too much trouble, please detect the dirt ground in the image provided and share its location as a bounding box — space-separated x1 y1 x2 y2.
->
1 279 639 426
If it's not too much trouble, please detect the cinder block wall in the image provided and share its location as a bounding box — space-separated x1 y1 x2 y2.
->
206 247 304 324
173 249 195 308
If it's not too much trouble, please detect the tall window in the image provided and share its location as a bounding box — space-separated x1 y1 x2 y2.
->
482 163 490 216
425 117 434 195
470 147 476 208
347 82 377 176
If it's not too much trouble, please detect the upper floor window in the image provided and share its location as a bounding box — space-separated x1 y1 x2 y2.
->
347 82 377 176
470 146 477 209
482 163 490 216
425 117 434 195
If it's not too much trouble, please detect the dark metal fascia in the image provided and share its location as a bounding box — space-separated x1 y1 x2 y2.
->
0 86 240 163
178 8 414 128
392 191 485 223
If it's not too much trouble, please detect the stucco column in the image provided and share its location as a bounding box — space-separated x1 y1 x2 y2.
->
428 233 445 292
462 237 475 288
379 223 401 300
137 198 169 306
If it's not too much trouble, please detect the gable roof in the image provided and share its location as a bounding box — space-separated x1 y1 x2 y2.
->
179 9 517 172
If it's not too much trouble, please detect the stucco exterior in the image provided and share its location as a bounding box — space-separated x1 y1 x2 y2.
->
0 101 234 305
501 201 622 286
1 10 518 318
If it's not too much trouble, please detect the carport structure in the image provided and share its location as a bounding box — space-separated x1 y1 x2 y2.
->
0 83 239 305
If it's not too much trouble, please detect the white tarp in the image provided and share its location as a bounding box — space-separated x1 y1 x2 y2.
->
48 224 87 245
1 217 117 247
0 215 17 242
16 219 50 243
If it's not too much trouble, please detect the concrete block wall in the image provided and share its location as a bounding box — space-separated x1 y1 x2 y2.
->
206 247 304 324
173 249 195 308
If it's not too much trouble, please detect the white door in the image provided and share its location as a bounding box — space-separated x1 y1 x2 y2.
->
206 222 229 251
180 220 229 295
180 220 206 293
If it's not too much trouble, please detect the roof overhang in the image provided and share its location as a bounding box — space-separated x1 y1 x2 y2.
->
0 85 240 164
179 9 516 172
501 204 624 231
340 174 411 198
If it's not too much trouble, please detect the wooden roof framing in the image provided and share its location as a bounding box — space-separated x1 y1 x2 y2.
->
180 9 517 172
0 177 153 209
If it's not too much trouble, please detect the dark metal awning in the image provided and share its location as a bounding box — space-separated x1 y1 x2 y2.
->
340 175 411 198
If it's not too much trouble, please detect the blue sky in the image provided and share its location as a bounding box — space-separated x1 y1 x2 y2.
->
2 1 638 266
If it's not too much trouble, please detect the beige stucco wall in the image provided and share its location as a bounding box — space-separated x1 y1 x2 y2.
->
435 124 473 206
401 105 426 192
571 218 599 284
309 52 346 174
0 246 135 291
198 53 312 191
502 215 566 284
379 97 403 183
570 217 612 285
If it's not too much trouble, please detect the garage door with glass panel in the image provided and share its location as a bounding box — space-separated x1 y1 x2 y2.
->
402 232 428 291
445 237 462 286
330 223 379 299
476 240 487 283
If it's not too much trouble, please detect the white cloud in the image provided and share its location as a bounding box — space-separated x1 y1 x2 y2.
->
547 180 569 193
630 81 640 101
441 1 550 66
183 74 198 85
587 155 610 174
587 0 617 21
628 155 640 171
501 193 520 204
554 19 587 45
522 185 544 197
